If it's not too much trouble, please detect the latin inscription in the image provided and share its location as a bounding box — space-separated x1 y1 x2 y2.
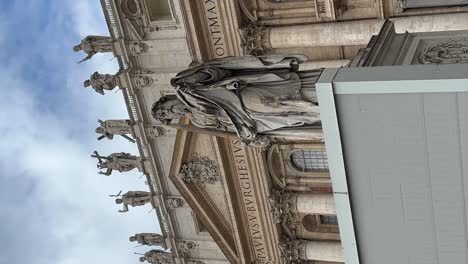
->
203 0 226 57
231 140 270 262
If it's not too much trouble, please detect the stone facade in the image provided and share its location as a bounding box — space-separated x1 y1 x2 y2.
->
94 0 468 263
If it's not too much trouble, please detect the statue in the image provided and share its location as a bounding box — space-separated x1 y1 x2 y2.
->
73 35 113 63
151 54 322 145
96 119 135 142
139 249 174 263
92 151 142 176
112 191 153 213
129 233 165 247
84 72 119 95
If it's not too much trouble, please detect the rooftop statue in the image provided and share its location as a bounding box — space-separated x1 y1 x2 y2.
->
92 151 142 176
73 35 113 63
112 191 153 213
84 72 119 95
151 54 322 146
130 233 166 247
95 119 135 143
139 249 173 264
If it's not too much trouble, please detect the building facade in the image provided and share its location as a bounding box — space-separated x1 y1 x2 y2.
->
88 0 468 263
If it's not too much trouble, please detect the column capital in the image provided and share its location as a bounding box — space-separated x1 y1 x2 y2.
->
279 236 308 263
269 188 300 232
239 23 272 56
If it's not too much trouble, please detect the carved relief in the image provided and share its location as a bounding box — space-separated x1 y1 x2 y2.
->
239 23 272 56
269 188 300 236
134 75 154 88
179 155 220 185
166 197 185 209
145 25 179 32
129 41 149 55
418 40 468 64
279 236 307 263
147 126 168 138
120 0 142 18
178 240 199 253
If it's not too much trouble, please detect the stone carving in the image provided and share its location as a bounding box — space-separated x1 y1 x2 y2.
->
418 40 468 64
279 236 307 263
139 249 174 264
92 151 142 176
120 0 142 19
73 35 113 63
112 191 153 213
166 197 185 209
129 41 149 55
151 55 322 146
179 155 220 185
96 119 134 142
178 240 199 253
239 23 272 56
130 233 165 247
147 126 168 139
145 25 179 32
269 188 300 235
395 0 406 13
84 72 119 95
134 76 154 88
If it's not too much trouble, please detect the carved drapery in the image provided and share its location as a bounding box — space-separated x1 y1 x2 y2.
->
239 23 272 56
418 40 468 64
179 155 220 185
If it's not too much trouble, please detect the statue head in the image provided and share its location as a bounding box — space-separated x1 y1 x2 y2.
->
95 127 104 134
115 198 123 204
129 236 136 242
83 79 91 87
151 95 189 125
139 257 146 262
73 44 82 52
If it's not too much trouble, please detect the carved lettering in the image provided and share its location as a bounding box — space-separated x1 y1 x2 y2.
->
203 0 226 58
230 140 268 260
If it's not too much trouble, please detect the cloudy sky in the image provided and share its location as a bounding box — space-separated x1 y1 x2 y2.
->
0 1 160 263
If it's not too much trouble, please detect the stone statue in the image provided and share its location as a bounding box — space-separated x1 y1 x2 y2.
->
139 249 174 264
84 72 119 95
151 54 322 145
113 191 152 213
73 35 113 63
92 151 142 176
96 119 134 142
130 233 165 247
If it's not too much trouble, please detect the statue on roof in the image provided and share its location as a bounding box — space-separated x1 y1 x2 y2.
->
96 119 135 142
91 151 142 176
130 233 166 247
139 249 174 264
112 191 153 213
73 35 113 63
151 54 322 146
84 72 119 95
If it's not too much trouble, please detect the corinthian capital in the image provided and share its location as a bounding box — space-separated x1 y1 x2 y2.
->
239 23 272 56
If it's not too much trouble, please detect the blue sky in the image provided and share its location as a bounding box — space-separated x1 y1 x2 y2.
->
0 1 160 263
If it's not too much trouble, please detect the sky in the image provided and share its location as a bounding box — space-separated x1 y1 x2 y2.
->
0 1 161 263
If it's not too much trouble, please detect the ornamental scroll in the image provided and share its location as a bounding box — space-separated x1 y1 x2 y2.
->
418 40 468 64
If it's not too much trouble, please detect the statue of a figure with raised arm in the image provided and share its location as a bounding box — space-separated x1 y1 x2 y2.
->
73 35 113 63
84 72 119 95
95 119 134 142
151 54 322 146
92 151 142 176
130 233 166 247
113 191 152 213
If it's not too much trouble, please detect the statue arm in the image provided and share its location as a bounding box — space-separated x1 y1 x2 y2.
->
99 168 112 176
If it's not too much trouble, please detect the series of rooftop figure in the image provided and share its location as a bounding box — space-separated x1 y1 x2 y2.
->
74 36 171 264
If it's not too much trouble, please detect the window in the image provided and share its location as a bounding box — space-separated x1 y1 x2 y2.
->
320 215 338 225
291 149 329 172
144 0 172 21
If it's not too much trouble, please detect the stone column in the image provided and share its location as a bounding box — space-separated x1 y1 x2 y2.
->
295 193 336 215
241 13 468 53
299 60 350 70
280 238 344 263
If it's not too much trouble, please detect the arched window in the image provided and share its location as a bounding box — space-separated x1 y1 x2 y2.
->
291 149 328 172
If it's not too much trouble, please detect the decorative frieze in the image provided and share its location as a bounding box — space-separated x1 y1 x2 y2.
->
179 155 220 185
418 40 468 64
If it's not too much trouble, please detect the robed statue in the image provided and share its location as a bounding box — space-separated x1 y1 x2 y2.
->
84 72 119 95
130 233 165 247
73 35 113 63
92 151 142 176
151 54 322 145
113 191 153 213
96 119 135 142
139 249 174 264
